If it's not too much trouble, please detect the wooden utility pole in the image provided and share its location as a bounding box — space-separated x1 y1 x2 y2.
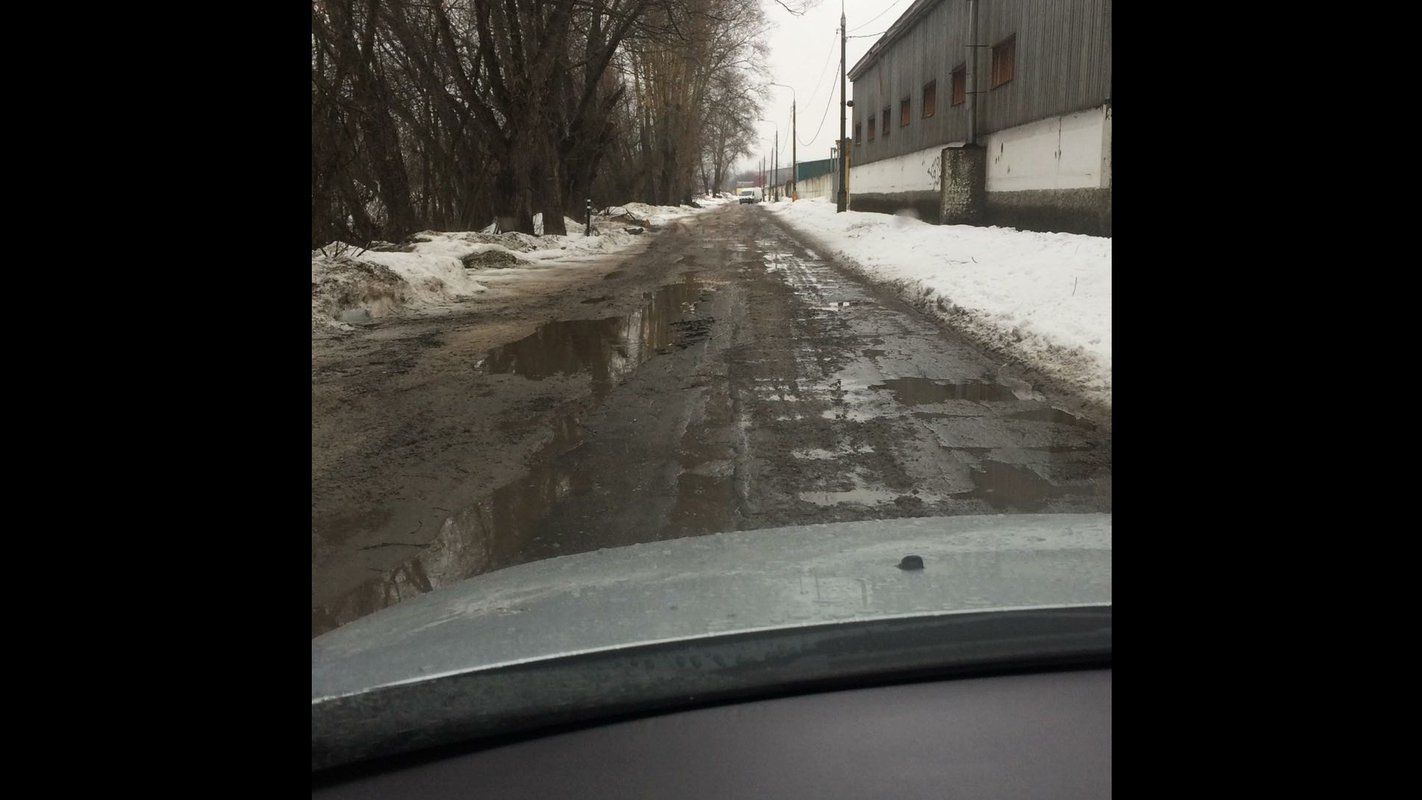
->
769 82 798 200
837 9 848 212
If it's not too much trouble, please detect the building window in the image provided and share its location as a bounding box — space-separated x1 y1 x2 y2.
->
951 64 966 106
922 81 936 118
867 115 875 141
881 107 890 137
854 121 862 145
900 97 911 127
991 35 1015 88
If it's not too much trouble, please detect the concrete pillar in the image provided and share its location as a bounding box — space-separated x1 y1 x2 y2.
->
940 145 986 225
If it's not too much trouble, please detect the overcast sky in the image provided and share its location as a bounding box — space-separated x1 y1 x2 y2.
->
747 0 910 172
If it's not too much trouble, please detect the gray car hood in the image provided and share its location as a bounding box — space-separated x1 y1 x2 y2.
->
313 513 1110 702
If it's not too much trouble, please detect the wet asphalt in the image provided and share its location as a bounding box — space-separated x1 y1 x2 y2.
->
311 205 1110 637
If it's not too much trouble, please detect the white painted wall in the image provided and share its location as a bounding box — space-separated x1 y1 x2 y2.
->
796 173 834 201
984 105 1111 192
845 104 1112 199
848 142 955 195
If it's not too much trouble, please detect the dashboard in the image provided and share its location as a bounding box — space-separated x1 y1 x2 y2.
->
313 667 1111 799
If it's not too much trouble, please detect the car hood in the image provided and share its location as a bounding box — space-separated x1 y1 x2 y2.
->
313 513 1110 702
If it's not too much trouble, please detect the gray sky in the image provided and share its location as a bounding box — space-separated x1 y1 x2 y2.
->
748 0 910 172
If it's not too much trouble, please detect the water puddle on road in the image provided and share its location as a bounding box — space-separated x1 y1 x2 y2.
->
961 461 1066 512
474 275 714 394
870 377 1020 404
471 274 719 528
311 406 592 638
1008 407 1097 429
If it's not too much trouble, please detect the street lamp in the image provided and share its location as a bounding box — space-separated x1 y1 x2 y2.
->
768 82 797 201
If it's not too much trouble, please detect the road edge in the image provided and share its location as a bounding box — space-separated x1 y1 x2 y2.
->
760 207 1111 427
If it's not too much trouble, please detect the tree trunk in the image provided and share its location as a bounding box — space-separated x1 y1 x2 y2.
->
494 153 535 234
539 138 567 235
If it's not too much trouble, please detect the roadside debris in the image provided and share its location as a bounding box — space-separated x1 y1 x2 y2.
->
462 250 521 269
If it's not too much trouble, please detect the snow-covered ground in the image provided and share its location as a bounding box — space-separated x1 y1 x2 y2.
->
312 200 724 332
766 198 1111 408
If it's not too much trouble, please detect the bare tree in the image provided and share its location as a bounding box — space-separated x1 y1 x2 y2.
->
312 0 770 246
616 0 768 204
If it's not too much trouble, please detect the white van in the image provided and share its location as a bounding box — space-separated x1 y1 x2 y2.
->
736 187 763 204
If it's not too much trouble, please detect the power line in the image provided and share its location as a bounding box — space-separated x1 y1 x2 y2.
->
848 0 904 33
799 61 838 147
798 28 841 118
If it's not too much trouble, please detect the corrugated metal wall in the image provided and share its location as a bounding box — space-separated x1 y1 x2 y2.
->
850 0 1110 167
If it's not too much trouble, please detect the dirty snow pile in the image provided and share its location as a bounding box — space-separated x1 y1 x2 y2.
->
311 241 490 332
767 198 1112 407
611 201 722 227
312 201 716 331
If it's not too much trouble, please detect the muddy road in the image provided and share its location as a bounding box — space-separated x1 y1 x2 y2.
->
312 205 1112 637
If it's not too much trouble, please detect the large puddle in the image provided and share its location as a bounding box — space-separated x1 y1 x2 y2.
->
475 276 710 394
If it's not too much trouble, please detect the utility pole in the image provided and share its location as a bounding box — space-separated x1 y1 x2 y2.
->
837 9 848 212
773 132 778 201
769 82 798 200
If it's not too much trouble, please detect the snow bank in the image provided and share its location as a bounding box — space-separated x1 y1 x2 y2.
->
311 240 489 331
312 201 721 332
311 248 410 332
476 202 716 261
767 199 1111 408
605 202 708 228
